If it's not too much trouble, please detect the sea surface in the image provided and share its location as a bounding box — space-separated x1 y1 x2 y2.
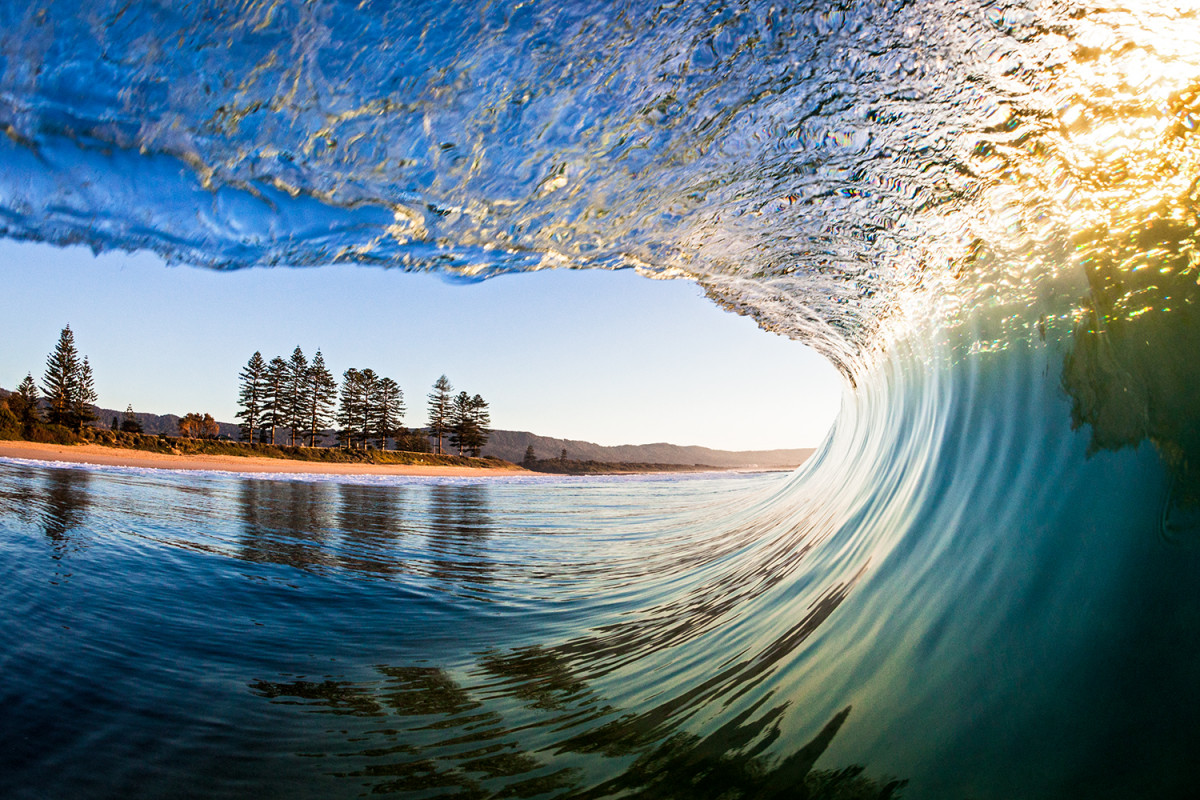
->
3 1 1200 797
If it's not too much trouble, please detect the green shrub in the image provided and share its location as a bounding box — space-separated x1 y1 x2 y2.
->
24 423 80 445
0 400 20 440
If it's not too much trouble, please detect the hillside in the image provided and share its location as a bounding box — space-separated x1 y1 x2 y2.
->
481 429 813 469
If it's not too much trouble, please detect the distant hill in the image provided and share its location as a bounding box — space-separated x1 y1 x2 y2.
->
91 405 243 440
2 389 814 469
481 430 813 469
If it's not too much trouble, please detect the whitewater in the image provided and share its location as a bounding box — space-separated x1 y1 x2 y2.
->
3 1 1200 797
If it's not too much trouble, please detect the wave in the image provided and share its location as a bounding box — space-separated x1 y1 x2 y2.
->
3 1 1200 797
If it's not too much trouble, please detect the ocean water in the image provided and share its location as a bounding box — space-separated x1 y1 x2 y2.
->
3 1 1200 797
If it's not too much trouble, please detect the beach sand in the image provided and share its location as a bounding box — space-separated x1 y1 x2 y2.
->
0 440 526 477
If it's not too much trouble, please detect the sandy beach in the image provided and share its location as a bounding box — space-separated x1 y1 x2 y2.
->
0 440 527 477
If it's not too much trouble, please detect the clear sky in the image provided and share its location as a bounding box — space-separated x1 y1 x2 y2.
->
0 239 843 451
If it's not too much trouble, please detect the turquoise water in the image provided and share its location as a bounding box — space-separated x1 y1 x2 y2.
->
4 1 1200 797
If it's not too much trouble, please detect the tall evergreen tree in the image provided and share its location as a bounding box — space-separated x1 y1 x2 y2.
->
14 373 41 426
42 325 81 427
523 444 536 467
284 346 308 446
466 394 491 457
357 369 380 446
427 375 453 454
337 368 371 449
236 351 267 443
371 377 404 449
262 356 289 445
75 357 98 431
449 391 472 456
303 349 338 447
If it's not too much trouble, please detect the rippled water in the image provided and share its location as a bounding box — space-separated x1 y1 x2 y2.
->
4 1 1200 797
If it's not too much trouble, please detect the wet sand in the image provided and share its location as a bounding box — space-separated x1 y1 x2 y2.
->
0 440 525 477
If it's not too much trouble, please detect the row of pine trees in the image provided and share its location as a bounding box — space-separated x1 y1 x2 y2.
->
8 329 494 460
235 349 491 456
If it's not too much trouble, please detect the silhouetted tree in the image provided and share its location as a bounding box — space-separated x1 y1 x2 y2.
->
371 377 404 449
262 356 289 445
284 346 308 446
75 357 97 430
303 349 338 447
237 351 267 443
523 445 536 466
42 325 82 428
466 394 490 456
449 391 475 456
13 373 41 427
427 375 453 454
120 404 143 433
337 368 376 449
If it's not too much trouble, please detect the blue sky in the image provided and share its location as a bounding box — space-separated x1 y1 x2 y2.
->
0 240 843 451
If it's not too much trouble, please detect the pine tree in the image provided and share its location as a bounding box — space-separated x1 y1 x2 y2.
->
427 375 453 454
358 369 379 447
303 349 338 447
465 394 491 457
284 346 308 446
236 351 267 443
371 377 404 449
523 445 536 466
262 356 289 446
337 368 370 449
42 325 81 427
449 391 472 456
14 373 41 426
120 404 143 433
75 357 98 431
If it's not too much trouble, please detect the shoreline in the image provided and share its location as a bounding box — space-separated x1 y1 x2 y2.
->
0 440 526 477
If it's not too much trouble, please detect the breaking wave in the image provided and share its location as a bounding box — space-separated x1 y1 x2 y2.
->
3 2 1200 797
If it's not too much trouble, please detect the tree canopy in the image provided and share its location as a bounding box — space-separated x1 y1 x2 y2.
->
41 325 97 431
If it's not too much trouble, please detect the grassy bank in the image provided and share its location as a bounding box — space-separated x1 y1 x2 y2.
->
0 401 521 469
79 428 522 469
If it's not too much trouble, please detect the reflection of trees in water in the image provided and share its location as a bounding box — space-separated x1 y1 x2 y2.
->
252 656 902 799
232 480 505 588
0 464 44 528
424 484 494 588
235 480 418 577
41 468 91 556
335 484 407 576
250 569 899 798
237 480 336 571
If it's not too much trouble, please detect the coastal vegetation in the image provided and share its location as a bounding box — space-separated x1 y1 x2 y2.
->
0 325 96 444
235 348 491 456
2 326 504 469
3 326 796 475
79 427 517 469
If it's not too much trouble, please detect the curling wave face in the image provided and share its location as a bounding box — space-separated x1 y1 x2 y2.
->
3 1 1196 367
3 2 1200 798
